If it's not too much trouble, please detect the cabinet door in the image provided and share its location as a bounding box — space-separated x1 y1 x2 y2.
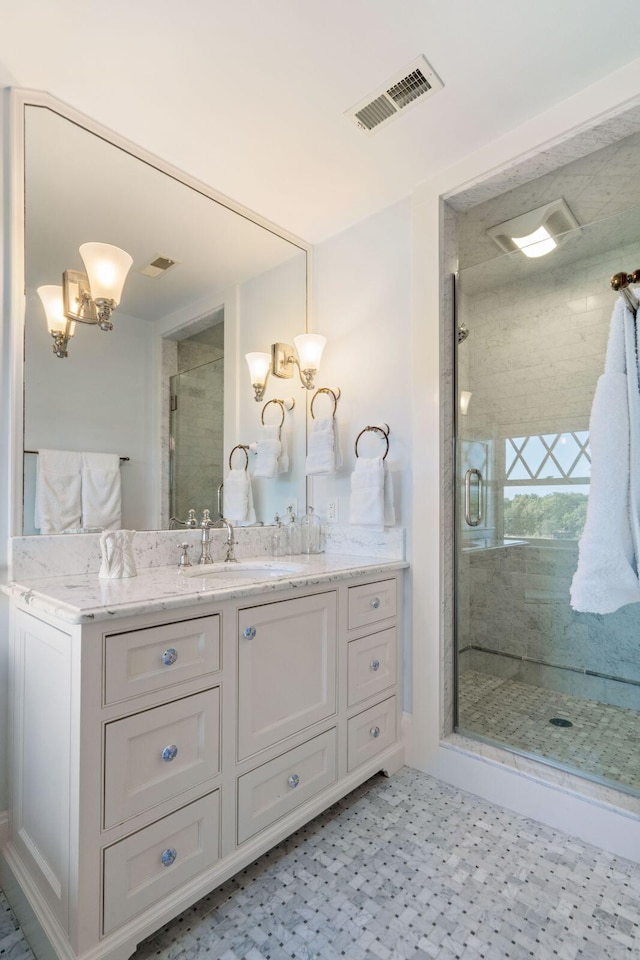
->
238 592 337 760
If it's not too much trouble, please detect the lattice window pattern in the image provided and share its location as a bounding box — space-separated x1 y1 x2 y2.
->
505 431 590 481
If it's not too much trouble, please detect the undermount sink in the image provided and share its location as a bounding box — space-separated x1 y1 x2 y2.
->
180 559 307 579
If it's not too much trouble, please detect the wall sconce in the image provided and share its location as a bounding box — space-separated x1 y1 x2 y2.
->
37 285 76 358
63 242 133 332
459 390 472 416
245 334 326 402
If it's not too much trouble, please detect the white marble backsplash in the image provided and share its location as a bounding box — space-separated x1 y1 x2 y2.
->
9 523 405 581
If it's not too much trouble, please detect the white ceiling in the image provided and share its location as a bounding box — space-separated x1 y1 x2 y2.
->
2 0 640 243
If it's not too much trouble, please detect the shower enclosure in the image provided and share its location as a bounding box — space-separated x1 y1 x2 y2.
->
454 213 640 796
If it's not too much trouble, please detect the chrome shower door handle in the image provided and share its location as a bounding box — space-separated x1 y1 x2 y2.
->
464 468 483 527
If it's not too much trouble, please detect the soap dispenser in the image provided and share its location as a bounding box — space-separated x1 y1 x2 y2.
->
286 505 301 555
300 506 322 554
271 514 289 557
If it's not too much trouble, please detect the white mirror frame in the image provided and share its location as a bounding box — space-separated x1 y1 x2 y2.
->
4 88 313 539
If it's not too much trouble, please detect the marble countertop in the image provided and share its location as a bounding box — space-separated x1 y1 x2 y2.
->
2 553 409 624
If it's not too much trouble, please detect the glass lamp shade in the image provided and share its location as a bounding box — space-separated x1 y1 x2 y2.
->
37 285 75 337
79 242 133 305
245 352 271 386
293 334 326 371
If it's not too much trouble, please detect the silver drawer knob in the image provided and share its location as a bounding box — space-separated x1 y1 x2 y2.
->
161 848 177 867
370 726 381 739
162 648 178 666
244 626 257 639
162 744 178 763
371 597 381 609
370 659 380 671
288 773 300 789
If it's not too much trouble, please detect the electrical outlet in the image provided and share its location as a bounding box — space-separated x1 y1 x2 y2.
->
327 500 338 523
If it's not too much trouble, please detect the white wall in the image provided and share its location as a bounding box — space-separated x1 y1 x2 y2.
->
310 198 414 706
23 294 156 533
0 88 9 814
237 254 308 524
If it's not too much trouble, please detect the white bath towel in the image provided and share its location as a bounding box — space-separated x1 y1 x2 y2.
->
252 426 282 479
35 449 82 534
348 457 395 529
81 452 121 531
305 416 343 475
571 295 640 614
224 468 256 525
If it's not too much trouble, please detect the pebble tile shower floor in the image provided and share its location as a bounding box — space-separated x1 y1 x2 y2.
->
457 671 640 793
2 767 640 960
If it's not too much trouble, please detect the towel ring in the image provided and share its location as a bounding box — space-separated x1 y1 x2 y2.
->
310 387 341 419
354 424 390 461
228 444 250 471
261 397 295 427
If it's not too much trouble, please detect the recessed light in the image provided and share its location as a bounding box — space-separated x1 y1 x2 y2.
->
486 199 579 259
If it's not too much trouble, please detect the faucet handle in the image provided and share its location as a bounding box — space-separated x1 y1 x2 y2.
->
201 509 212 527
178 543 192 568
186 509 197 527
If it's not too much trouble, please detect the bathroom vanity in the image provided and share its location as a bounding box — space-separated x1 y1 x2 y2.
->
1 556 405 960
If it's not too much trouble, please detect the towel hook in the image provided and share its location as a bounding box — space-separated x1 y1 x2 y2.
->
354 424 390 461
228 444 250 471
310 387 341 420
261 397 295 427
611 270 640 291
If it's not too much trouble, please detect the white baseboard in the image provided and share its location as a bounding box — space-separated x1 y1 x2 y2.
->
0 811 8 850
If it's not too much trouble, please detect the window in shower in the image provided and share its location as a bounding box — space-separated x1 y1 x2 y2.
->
503 431 590 540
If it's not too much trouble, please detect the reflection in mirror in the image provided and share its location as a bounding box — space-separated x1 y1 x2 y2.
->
22 104 308 534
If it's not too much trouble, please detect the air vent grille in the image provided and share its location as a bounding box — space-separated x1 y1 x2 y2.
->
345 55 443 134
387 69 431 109
355 94 397 131
139 254 179 279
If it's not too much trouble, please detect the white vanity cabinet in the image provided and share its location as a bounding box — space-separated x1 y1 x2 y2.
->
1 571 404 960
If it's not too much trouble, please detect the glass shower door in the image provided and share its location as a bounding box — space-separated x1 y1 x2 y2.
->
170 357 224 521
454 219 640 797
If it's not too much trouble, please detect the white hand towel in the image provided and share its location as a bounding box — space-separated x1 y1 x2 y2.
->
224 468 256 525
81 452 121 531
252 426 282 479
305 416 343 475
278 428 290 474
349 457 395 529
35 449 82 534
571 296 640 614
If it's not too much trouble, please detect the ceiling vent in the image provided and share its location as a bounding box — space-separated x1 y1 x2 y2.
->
139 254 179 279
345 55 443 134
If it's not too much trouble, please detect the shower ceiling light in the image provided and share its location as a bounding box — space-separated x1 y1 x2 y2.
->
486 199 579 259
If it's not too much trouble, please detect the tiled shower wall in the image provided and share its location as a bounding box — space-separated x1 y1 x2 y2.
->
457 237 640 708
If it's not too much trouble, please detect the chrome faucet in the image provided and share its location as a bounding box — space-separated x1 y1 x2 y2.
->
212 517 237 563
169 508 197 530
198 509 215 564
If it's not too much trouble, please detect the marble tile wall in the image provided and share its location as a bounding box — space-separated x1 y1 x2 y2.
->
9 524 405 581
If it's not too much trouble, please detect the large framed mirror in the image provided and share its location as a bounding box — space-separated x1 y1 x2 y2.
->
11 91 311 536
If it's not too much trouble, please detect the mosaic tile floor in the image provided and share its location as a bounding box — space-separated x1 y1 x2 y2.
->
457 670 640 794
3 767 640 959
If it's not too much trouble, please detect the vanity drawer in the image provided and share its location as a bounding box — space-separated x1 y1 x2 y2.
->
237 728 337 844
104 615 220 705
347 697 396 772
104 688 220 829
347 580 396 630
103 791 220 934
348 628 397 707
